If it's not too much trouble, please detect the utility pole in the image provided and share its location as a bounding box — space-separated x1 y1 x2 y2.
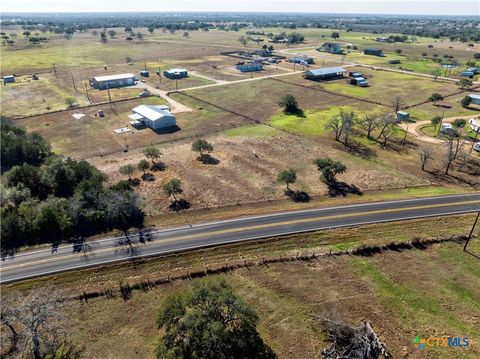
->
175 79 178 90
437 111 445 136
106 84 113 110
470 127 479 153
52 64 58 78
71 72 77 92
402 123 409 148
464 211 480 251
84 82 92 104
144 61 147 71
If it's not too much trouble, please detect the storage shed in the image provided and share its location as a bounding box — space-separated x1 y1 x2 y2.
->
129 105 176 131
163 69 188 79
91 73 137 89
303 66 345 81
2 75 15 84
388 59 401 64
396 111 410 121
364 48 384 57
139 70 150 77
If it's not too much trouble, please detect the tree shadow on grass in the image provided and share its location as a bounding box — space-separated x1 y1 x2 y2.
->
152 161 167 171
344 140 376 160
284 109 305 118
327 181 363 197
285 189 312 202
169 199 192 212
141 173 156 182
198 154 220 165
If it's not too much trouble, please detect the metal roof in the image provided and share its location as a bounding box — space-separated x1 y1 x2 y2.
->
165 68 188 73
132 105 173 121
469 94 480 100
93 73 136 82
305 66 345 76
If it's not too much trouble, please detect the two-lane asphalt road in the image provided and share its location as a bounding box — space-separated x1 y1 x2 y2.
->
1 193 479 284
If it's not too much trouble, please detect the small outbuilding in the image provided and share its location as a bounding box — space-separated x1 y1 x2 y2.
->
91 73 137 89
468 94 480 105
129 105 176 131
349 72 364 78
139 70 150 77
364 48 384 57
396 111 410 121
388 59 401 64
317 43 343 54
236 62 263 72
163 69 188 79
303 66 345 81
3 75 15 84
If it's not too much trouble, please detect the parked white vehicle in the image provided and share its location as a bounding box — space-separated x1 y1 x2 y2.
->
473 142 480 152
469 118 480 133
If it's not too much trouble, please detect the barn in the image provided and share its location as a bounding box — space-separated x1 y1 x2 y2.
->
303 66 345 81
90 73 137 89
163 69 188 79
129 105 176 131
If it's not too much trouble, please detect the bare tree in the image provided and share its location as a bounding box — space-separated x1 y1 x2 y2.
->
419 146 433 171
325 114 343 142
358 113 379 139
1 288 80 358
391 96 406 113
444 135 464 175
238 35 249 47
376 115 397 147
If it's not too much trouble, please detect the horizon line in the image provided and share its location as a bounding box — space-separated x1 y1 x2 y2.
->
1 10 477 17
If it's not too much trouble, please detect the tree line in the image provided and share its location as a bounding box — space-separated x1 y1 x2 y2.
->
1 121 144 256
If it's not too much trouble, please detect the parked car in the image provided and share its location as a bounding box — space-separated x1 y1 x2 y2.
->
473 142 480 152
440 124 458 137
138 90 150 98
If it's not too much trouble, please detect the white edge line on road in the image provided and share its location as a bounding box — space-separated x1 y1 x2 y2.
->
1 208 476 284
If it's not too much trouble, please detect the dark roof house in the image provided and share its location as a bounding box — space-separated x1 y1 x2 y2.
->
317 43 343 54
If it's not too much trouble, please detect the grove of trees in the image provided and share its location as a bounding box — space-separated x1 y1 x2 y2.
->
1 122 144 256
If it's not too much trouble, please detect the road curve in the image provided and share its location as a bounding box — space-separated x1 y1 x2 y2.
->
1 193 479 284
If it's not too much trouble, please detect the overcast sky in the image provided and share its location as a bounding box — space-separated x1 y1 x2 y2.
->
2 0 479 16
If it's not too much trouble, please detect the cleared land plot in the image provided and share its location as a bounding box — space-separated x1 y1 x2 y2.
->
6 215 479 359
89 127 426 216
0 74 91 117
172 75 386 123
13 95 252 158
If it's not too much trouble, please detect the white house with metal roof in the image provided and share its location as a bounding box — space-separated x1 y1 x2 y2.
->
303 66 345 81
129 105 176 131
90 73 137 89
